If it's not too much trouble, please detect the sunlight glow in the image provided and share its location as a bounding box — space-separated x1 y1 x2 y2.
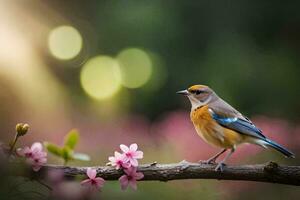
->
80 56 121 100
48 25 82 60
117 48 152 88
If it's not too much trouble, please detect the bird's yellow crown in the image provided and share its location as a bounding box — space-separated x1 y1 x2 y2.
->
188 85 208 92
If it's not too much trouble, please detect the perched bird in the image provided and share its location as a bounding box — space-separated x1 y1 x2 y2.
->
177 84 295 171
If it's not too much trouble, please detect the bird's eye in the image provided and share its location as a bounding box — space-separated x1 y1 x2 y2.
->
190 90 202 95
195 90 201 95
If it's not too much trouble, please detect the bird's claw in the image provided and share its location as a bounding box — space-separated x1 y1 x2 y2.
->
215 162 226 172
198 159 217 164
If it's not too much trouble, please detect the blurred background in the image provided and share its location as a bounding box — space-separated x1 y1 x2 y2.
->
0 0 300 199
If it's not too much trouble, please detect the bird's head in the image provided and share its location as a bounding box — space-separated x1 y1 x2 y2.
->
177 85 218 110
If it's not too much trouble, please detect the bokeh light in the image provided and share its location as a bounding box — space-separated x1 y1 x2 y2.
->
144 52 168 91
117 48 152 88
48 25 82 60
80 56 121 100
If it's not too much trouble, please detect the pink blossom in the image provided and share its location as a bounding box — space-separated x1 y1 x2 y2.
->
81 168 105 190
17 142 47 171
108 151 131 169
120 143 143 167
119 167 144 190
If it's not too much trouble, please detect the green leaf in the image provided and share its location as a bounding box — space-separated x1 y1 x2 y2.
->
62 146 73 162
72 153 91 161
64 129 79 150
44 142 63 157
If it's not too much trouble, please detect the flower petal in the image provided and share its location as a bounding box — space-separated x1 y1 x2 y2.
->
114 151 122 157
81 179 92 186
133 151 143 159
94 177 105 188
129 143 138 151
33 151 47 160
40 152 47 158
87 168 97 179
119 175 129 190
108 156 116 163
122 162 131 169
31 142 43 153
120 144 129 153
16 147 30 157
124 166 136 175
134 172 144 180
129 179 137 190
130 158 138 167
122 156 130 163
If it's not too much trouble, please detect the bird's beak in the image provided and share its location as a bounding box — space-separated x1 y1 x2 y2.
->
176 89 189 96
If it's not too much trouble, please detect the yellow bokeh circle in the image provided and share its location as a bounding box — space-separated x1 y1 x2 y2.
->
48 25 82 60
117 48 152 88
80 56 121 100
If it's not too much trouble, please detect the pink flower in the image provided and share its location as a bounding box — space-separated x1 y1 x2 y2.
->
108 151 131 169
17 142 47 171
81 168 105 190
119 167 144 190
120 143 143 167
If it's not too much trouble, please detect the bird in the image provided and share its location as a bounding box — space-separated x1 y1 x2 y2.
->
177 84 295 171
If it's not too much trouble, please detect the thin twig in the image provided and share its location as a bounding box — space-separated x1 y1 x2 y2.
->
8 134 18 157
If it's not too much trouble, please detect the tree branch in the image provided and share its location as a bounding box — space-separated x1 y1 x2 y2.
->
43 161 300 186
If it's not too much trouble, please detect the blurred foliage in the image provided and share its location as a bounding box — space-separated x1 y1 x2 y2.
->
38 0 300 120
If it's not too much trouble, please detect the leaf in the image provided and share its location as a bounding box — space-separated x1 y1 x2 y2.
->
64 129 79 150
44 142 63 157
62 146 73 162
72 153 91 161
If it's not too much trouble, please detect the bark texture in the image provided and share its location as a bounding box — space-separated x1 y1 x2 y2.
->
43 161 300 186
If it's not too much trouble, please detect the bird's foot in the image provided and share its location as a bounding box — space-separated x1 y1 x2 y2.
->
215 162 226 172
198 159 217 165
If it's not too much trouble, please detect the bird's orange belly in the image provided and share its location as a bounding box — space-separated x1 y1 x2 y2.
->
190 106 244 149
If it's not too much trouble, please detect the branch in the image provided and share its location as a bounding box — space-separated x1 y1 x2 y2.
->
43 161 300 186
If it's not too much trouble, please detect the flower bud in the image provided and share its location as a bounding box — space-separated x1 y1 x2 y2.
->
16 123 29 137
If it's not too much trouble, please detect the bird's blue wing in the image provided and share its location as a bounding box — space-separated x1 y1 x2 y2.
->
210 110 266 139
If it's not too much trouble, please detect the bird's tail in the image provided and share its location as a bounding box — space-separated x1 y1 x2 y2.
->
261 138 295 158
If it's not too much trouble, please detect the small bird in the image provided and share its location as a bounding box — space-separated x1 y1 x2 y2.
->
177 84 295 171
